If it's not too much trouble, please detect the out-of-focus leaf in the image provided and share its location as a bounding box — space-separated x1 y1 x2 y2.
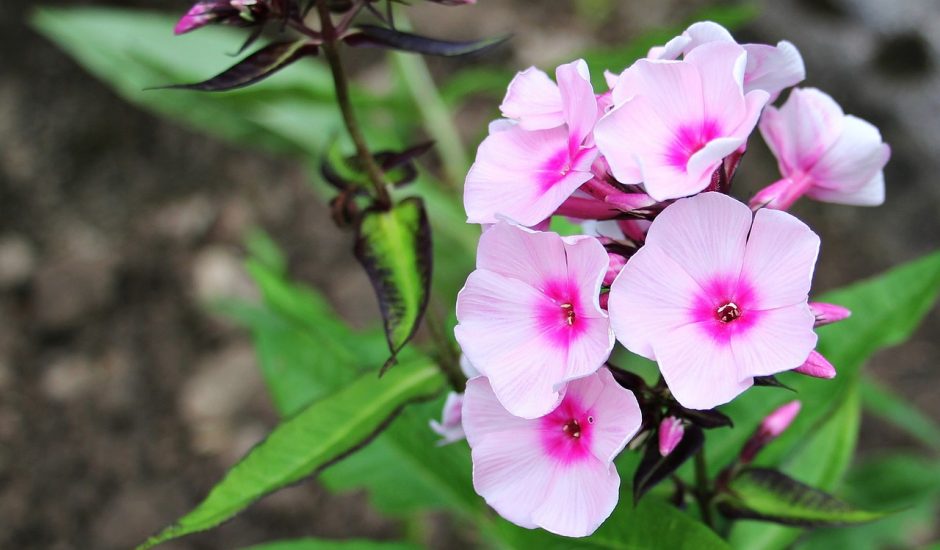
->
718 468 887 526
728 381 862 549
634 425 704 502
798 454 940 550
138 360 444 549
354 197 432 370
860 376 940 452
495 496 732 550
241 539 421 550
160 40 319 91
345 24 507 57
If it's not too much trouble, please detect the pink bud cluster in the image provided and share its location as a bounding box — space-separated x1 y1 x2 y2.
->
446 21 882 537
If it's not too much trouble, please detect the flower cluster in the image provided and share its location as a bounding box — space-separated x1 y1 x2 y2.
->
437 20 890 538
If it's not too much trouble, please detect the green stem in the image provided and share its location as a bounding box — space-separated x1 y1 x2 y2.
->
316 2 391 208
695 448 716 529
390 14 469 191
425 299 464 392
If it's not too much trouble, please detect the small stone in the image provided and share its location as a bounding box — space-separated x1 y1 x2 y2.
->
192 246 259 304
41 356 96 402
149 195 216 242
0 234 36 289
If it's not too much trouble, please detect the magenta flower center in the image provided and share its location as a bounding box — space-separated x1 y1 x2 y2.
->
716 301 742 323
540 397 594 464
666 119 722 170
561 302 576 326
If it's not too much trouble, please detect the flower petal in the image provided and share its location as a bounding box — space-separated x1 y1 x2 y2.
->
729 304 817 377
500 66 565 130
652 321 753 409
743 41 805 97
645 192 752 289
742 207 820 309
609 244 701 360
572 368 642 464
476 221 568 288
455 270 567 418
557 59 598 149
532 460 621 537
759 88 845 176
465 125 595 225
808 115 890 203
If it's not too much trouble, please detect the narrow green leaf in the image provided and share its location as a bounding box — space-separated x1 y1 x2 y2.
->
241 539 421 550
354 197 432 370
718 468 888 527
860 376 940 452
137 361 444 549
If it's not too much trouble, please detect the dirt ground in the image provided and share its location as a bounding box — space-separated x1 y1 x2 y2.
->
1 0 938 548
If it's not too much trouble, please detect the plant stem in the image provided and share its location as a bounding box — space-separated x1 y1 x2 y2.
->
694 448 716 528
425 299 464 392
316 1 391 208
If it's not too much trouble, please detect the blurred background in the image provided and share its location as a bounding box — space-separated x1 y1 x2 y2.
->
1 0 938 548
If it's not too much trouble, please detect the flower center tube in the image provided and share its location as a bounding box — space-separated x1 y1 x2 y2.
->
716 302 741 323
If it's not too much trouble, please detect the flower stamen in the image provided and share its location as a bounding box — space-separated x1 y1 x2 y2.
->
561 303 576 326
716 302 741 323
562 419 581 438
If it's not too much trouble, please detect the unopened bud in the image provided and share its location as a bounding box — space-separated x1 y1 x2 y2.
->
740 400 801 463
810 302 851 327
658 416 684 457
429 392 466 446
793 350 836 379
604 252 627 286
749 177 810 211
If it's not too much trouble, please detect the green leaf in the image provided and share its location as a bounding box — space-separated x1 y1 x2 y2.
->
138 360 444 549
860 376 940 453
241 539 421 550
495 497 732 550
718 468 887 527
354 197 432 370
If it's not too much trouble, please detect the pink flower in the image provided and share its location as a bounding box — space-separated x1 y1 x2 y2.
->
429 392 466 445
810 301 851 327
174 0 261 35
462 369 642 537
465 60 599 226
455 222 614 418
647 21 805 99
752 88 891 210
608 192 819 409
658 416 685 457
595 42 769 202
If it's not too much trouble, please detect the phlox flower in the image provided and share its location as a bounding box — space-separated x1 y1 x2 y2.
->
464 60 599 226
608 192 819 409
462 368 642 537
595 42 769 202
752 88 891 209
455 222 614 418
647 21 805 99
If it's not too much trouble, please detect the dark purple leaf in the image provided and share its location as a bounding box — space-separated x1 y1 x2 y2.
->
344 24 508 57
157 40 318 92
674 407 733 429
633 425 704 503
753 375 795 391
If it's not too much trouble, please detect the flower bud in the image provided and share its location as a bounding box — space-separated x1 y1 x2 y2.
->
658 416 684 457
810 302 851 327
604 252 627 286
740 400 801 463
792 350 836 379
429 392 466 445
